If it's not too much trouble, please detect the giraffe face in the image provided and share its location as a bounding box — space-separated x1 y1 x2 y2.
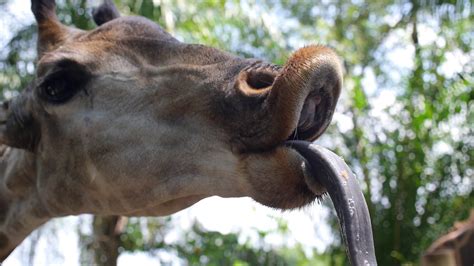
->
0 0 341 214
0 2 390 265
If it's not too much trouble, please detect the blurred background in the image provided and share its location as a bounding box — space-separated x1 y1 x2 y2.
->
0 0 472 265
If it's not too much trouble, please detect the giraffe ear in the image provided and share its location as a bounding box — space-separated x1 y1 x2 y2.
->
31 0 72 57
92 0 121 26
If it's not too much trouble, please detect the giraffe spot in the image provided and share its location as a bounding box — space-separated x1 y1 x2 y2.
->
0 232 9 249
0 202 8 222
53 179 84 212
32 202 50 219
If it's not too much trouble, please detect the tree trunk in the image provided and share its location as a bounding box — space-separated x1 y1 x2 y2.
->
91 215 126 266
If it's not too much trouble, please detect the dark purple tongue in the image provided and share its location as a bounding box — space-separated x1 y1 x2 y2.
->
286 140 377 266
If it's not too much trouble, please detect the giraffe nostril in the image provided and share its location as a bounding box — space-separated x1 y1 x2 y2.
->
246 70 275 90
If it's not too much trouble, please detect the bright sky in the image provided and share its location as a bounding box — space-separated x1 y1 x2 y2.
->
1 0 471 265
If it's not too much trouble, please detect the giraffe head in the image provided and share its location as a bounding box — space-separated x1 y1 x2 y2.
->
0 0 347 261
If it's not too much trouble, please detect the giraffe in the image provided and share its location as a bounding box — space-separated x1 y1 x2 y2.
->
422 210 474 266
0 0 376 264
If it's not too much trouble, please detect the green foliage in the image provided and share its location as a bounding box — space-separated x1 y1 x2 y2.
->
1 0 472 265
118 218 346 265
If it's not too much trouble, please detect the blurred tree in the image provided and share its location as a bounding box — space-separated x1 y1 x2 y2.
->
0 0 472 265
101 217 345 265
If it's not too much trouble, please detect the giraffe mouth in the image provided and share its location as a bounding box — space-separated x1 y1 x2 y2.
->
286 89 334 142
242 61 337 144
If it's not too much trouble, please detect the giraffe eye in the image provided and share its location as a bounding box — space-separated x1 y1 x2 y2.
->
38 59 90 104
40 77 76 103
